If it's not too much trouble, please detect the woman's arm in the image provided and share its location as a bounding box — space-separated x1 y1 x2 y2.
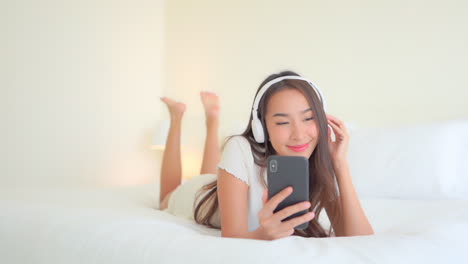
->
325 114 374 237
327 161 374 237
217 168 258 238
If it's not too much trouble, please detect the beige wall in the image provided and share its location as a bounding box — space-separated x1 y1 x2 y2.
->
164 0 468 124
2 0 166 188
3 0 467 187
163 0 468 178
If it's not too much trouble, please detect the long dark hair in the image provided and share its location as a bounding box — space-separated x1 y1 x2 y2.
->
194 70 342 237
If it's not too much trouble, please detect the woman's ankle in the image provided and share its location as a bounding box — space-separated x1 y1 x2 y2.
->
205 117 219 128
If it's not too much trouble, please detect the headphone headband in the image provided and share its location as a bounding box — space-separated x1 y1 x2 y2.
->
252 75 327 115
250 75 327 143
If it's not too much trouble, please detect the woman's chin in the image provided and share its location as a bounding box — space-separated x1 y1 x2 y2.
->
284 150 311 159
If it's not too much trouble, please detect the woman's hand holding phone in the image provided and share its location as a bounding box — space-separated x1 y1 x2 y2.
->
254 187 315 240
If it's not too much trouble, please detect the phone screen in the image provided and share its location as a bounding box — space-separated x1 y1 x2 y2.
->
267 155 310 230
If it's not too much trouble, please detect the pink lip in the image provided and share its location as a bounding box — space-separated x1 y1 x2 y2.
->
287 143 310 152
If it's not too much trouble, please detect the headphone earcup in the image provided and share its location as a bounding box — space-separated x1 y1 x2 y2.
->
251 118 264 143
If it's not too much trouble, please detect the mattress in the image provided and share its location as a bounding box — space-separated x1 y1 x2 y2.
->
1 183 467 264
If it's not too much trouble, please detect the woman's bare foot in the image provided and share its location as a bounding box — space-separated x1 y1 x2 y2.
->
200 91 220 121
160 97 186 119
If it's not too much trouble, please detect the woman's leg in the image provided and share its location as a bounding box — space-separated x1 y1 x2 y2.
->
199 92 221 175
159 97 186 206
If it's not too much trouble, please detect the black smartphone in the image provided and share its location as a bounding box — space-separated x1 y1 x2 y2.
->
267 155 310 230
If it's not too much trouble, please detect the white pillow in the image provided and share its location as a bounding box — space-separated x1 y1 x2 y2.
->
347 119 468 200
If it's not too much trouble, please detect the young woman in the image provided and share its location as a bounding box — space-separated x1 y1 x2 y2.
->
159 71 374 240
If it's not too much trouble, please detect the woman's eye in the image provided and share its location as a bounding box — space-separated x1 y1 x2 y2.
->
276 122 289 125
305 117 314 121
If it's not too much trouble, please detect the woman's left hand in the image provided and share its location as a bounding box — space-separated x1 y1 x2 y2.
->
326 114 350 168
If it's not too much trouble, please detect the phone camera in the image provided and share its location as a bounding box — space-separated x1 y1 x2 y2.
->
270 160 278 173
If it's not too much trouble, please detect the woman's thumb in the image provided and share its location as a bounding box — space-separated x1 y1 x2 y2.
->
262 188 268 205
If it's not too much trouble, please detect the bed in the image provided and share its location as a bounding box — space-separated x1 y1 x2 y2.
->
1 119 468 263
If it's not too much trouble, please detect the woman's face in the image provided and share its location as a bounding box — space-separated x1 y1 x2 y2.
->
265 88 319 159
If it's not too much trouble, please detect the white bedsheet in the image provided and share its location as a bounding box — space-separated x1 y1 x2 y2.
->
1 183 468 264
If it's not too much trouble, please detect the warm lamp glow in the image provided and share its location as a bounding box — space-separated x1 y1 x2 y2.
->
150 145 165 151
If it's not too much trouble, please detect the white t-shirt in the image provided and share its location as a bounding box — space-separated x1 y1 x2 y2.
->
217 136 267 232
163 136 266 232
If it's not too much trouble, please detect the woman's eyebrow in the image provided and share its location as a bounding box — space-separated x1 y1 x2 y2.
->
272 108 312 117
272 113 288 117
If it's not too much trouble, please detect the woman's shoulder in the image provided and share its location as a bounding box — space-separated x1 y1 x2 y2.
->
223 135 250 150
225 135 249 144
222 136 255 164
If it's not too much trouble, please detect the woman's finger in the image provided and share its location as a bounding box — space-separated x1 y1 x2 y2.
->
328 120 342 134
326 114 338 121
281 211 315 231
327 115 348 134
327 114 344 126
328 121 347 141
328 117 348 136
270 201 311 223
265 186 293 213
262 189 268 205
328 124 334 143
327 115 342 127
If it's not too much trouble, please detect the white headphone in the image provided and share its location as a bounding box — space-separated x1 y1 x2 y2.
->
251 75 327 143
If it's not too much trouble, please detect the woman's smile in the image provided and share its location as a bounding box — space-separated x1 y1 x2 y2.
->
287 142 310 152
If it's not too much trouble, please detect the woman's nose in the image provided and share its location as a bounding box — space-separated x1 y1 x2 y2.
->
290 121 306 140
